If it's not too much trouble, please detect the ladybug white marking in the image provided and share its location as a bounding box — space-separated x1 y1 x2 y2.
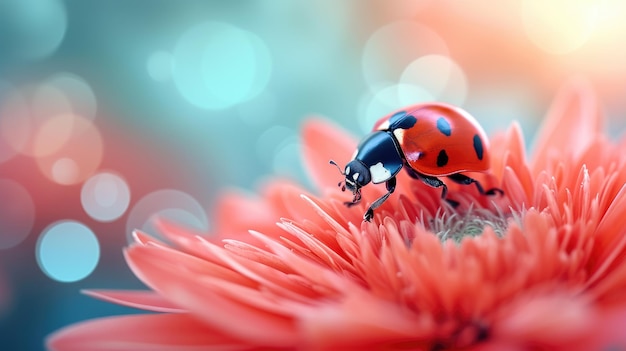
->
369 162 391 184
378 120 390 130
352 173 360 181
393 129 405 145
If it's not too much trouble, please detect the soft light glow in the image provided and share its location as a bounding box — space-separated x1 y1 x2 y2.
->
0 81 21 164
0 179 35 250
399 54 468 105
272 137 305 181
0 0 67 60
0 86 30 158
237 90 277 127
358 84 434 134
44 73 98 120
32 113 76 157
81 172 131 222
50 158 80 184
126 189 209 244
145 209 206 237
147 51 173 82
522 0 599 54
36 115 103 185
256 125 295 163
384 0 432 19
172 22 272 110
31 82 73 123
36 220 100 283
362 21 449 91
0 74 98 159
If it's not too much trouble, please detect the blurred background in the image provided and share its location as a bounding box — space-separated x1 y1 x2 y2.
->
1 0 626 349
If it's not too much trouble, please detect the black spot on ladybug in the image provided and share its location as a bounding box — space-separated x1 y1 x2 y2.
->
389 111 406 124
389 111 406 127
389 111 417 130
397 115 417 129
437 149 448 167
473 134 484 160
436 117 451 136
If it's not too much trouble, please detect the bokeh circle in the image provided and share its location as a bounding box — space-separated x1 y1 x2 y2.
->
35 114 103 185
172 22 272 110
0 0 67 60
81 172 131 222
362 21 449 91
36 220 100 283
126 189 209 244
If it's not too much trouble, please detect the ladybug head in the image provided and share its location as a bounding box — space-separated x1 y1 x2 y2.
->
329 159 371 205
343 160 371 191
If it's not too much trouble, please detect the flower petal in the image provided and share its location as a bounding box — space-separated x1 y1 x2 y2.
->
125 245 298 347
585 184 626 292
576 305 626 350
531 78 602 175
213 188 278 242
46 313 247 351
212 180 323 245
495 122 534 207
299 291 436 349
301 118 358 192
491 292 595 349
82 290 186 313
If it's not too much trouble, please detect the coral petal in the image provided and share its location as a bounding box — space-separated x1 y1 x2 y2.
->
126 244 257 290
212 185 288 245
82 290 185 313
301 292 436 348
132 230 160 246
586 185 626 289
46 313 245 351
577 306 626 350
492 293 594 348
531 78 602 175
125 245 298 347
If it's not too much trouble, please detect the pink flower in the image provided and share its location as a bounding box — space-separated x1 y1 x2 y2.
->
48 80 626 350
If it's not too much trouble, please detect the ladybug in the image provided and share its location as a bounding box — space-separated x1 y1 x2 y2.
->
331 102 502 222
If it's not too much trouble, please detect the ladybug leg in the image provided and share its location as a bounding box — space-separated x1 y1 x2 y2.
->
364 177 397 222
417 174 449 199
344 192 362 207
405 167 450 199
418 174 459 207
447 173 504 196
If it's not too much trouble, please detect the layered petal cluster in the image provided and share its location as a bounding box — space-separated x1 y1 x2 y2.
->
49 80 626 350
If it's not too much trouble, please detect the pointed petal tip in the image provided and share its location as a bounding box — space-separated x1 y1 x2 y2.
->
131 229 154 245
81 289 186 313
531 77 603 174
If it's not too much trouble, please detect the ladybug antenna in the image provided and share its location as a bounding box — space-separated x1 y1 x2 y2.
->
329 160 347 192
329 160 345 175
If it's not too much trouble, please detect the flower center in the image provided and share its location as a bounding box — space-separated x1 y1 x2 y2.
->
428 206 514 243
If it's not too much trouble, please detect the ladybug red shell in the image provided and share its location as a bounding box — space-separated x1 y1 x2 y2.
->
373 103 490 176
331 102 502 222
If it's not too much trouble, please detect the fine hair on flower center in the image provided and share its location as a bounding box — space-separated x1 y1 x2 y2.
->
427 205 515 243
